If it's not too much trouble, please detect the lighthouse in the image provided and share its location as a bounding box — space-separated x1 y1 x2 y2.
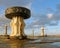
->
41 26 44 37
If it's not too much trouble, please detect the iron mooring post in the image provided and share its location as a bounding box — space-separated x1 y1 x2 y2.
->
5 7 31 39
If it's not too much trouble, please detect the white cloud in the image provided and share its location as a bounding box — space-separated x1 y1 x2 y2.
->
47 14 53 19
0 0 33 9
0 0 60 29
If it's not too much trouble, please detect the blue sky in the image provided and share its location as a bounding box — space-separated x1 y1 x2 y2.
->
0 0 60 35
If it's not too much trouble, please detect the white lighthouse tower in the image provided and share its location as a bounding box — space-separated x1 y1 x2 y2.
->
41 26 44 37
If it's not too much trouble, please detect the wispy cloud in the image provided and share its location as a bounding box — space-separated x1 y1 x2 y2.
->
0 0 60 29
0 0 33 9
27 4 60 28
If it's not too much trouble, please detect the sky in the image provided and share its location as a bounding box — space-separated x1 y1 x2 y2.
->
0 0 60 36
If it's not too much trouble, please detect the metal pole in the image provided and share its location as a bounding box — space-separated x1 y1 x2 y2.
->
4 25 7 35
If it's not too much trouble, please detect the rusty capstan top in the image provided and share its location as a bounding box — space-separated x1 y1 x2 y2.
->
5 7 31 19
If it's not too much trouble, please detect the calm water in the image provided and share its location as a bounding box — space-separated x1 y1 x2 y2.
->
0 37 60 48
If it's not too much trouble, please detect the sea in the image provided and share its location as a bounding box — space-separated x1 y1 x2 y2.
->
0 37 60 48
